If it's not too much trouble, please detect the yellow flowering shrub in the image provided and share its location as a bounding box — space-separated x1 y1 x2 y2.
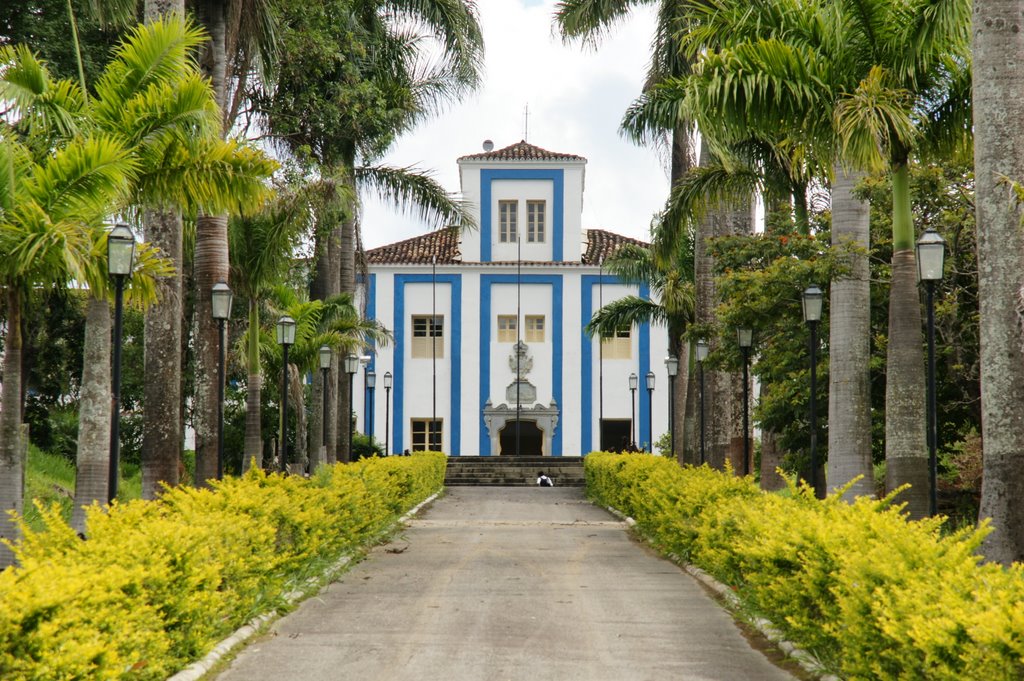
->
585 452 1024 679
0 452 445 680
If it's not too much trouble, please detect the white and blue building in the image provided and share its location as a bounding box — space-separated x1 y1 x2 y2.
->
360 141 668 456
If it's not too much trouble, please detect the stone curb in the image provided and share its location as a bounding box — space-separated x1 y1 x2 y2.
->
166 489 443 681
601 504 840 681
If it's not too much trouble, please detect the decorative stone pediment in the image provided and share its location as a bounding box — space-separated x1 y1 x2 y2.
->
483 400 559 456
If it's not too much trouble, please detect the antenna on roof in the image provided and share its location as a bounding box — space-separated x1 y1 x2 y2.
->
523 103 529 141
482 139 494 152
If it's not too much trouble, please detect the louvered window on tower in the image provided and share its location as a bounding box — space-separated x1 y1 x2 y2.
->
499 200 518 242
412 315 444 358
527 200 546 242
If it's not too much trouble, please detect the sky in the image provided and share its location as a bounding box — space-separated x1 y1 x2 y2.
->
360 0 670 250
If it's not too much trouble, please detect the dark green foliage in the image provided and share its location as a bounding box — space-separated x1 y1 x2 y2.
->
709 163 979 489
857 164 979 472
256 1 410 166
351 432 383 460
0 0 128 85
708 228 845 477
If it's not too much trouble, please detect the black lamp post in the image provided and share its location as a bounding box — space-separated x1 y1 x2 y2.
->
645 371 655 452
276 315 296 473
345 353 360 458
366 370 376 448
107 223 136 503
628 372 638 449
737 327 753 476
211 282 233 480
917 227 946 516
383 371 393 456
665 356 679 457
696 339 709 465
802 285 824 499
319 344 332 469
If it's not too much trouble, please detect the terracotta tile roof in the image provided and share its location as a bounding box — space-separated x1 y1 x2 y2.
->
368 228 647 266
458 140 586 163
582 228 649 265
365 227 460 265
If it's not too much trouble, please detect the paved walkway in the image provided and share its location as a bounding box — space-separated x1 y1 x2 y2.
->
215 487 798 681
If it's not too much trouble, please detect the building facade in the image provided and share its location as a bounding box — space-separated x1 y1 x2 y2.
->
359 141 668 456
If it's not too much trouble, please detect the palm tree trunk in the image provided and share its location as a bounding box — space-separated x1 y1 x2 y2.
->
291 367 308 472
312 219 342 466
759 417 787 490
193 0 230 487
828 166 875 501
695 146 752 471
243 301 262 471
72 296 112 534
682 342 700 465
885 165 928 518
0 289 25 568
141 0 185 499
142 208 183 499
193 213 229 486
974 0 1024 564
668 332 688 464
337 192 357 464
885 249 928 516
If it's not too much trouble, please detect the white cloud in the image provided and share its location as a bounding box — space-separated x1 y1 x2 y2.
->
360 0 669 248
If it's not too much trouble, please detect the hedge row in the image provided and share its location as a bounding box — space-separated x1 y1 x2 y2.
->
0 452 446 680
585 452 1024 680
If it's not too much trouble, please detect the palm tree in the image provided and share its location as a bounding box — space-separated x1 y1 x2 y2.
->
265 287 391 470
671 0 971 513
555 0 695 188
228 188 317 471
3 20 272 533
0 124 134 566
90 17 274 497
191 0 278 487
973 0 1024 563
261 0 483 462
585 225 696 461
557 1 758 472
87 18 272 501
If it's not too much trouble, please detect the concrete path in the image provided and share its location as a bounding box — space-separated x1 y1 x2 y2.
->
215 487 798 681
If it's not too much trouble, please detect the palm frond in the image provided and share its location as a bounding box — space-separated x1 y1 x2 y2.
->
663 162 761 234
619 84 688 147
554 0 638 48
133 136 275 213
601 243 659 286
93 17 209 111
585 295 667 337
229 190 309 299
833 65 917 170
355 163 476 230
0 45 84 142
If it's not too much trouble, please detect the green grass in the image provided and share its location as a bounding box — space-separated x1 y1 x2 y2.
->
24 446 142 533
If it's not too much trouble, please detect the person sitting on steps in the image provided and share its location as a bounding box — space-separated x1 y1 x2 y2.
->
537 471 554 487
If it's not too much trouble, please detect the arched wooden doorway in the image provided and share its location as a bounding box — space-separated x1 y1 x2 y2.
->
499 420 543 456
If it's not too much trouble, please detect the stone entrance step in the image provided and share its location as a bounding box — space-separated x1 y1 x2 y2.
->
444 456 585 487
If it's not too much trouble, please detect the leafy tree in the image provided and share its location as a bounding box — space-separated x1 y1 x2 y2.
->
0 0 129 85
670 0 971 515
707 230 844 484
0 119 133 566
263 286 390 471
228 185 317 471
258 0 482 462
585 220 695 462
